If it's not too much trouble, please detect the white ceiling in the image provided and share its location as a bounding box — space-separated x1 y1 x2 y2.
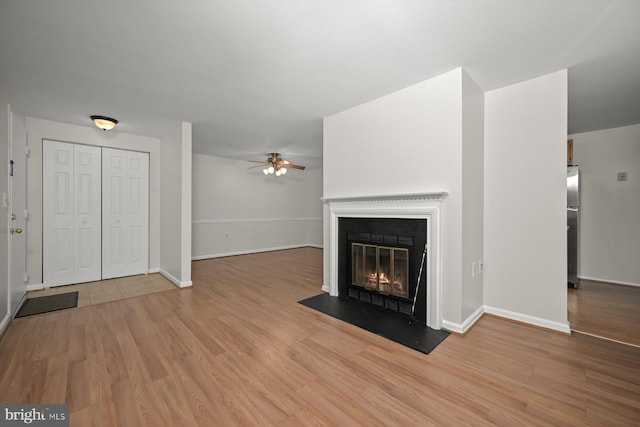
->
1 1 639 169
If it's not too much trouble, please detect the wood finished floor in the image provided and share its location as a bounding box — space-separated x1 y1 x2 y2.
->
1 247 639 426
568 279 640 347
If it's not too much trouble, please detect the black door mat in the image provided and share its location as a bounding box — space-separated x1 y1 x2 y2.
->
15 292 78 318
298 293 449 354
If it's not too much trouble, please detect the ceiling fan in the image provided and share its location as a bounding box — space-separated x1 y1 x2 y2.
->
247 153 306 176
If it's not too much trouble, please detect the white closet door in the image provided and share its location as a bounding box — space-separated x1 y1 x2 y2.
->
43 140 101 287
43 141 74 286
102 148 149 279
74 144 102 283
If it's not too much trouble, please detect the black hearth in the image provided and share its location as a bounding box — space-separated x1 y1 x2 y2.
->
338 217 428 324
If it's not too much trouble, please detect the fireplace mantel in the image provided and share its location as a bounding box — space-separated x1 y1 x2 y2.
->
324 192 447 329
322 192 448 204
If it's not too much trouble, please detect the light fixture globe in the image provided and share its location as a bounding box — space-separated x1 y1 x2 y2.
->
91 115 118 131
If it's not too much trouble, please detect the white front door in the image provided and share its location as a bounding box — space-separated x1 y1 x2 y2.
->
9 112 27 314
102 148 149 279
43 140 102 287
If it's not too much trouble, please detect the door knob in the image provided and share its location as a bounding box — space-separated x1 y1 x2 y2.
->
10 228 22 234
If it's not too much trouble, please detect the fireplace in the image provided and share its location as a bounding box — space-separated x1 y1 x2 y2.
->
324 192 446 329
338 217 428 323
351 242 408 298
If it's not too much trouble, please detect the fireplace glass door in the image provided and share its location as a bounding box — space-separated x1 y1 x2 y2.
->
351 243 409 299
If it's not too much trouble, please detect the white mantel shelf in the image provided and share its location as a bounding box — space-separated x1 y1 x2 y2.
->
322 192 448 203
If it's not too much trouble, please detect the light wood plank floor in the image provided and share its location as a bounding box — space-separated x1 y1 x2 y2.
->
1 248 639 426
568 279 640 347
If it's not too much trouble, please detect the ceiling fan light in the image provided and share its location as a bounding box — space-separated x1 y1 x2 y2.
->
263 168 269 175
268 166 274 174
281 168 287 174
90 115 118 131
275 169 282 177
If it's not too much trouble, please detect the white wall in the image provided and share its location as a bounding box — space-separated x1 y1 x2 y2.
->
461 70 485 321
323 68 480 325
24 117 162 286
191 153 322 259
160 122 192 287
0 91 10 332
305 167 324 246
484 70 569 332
571 124 640 286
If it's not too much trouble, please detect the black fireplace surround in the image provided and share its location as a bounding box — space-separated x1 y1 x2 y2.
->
338 217 428 324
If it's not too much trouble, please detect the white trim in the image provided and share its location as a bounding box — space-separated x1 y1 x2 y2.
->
322 192 448 203
326 192 446 330
148 267 160 274
193 217 322 225
192 244 318 260
10 294 27 318
159 269 193 288
442 306 484 334
0 314 10 338
484 305 571 334
578 275 640 288
26 283 44 292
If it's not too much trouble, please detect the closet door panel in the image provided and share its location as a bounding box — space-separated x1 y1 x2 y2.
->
102 148 149 279
126 153 149 274
73 144 102 283
43 141 75 287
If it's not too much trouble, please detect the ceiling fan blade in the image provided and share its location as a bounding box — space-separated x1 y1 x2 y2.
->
247 160 268 164
285 163 306 170
247 164 267 169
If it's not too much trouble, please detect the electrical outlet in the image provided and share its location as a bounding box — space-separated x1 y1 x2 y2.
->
479 260 484 274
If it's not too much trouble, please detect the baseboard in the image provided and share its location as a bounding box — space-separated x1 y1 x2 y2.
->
578 276 640 288
484 305 571 334
10 294 27 319
0 314 10 338
321 284 330 293
26 283 44 292
148 267 160 274
192 244 320 260
442 305 484 334
159 269 193 288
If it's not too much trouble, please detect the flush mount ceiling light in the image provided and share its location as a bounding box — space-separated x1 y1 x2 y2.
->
90 115 118 131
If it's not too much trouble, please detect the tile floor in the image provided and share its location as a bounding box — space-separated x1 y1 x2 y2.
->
26 273 177 307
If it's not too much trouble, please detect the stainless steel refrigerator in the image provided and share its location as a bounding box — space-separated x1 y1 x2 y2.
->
567 166 580 287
